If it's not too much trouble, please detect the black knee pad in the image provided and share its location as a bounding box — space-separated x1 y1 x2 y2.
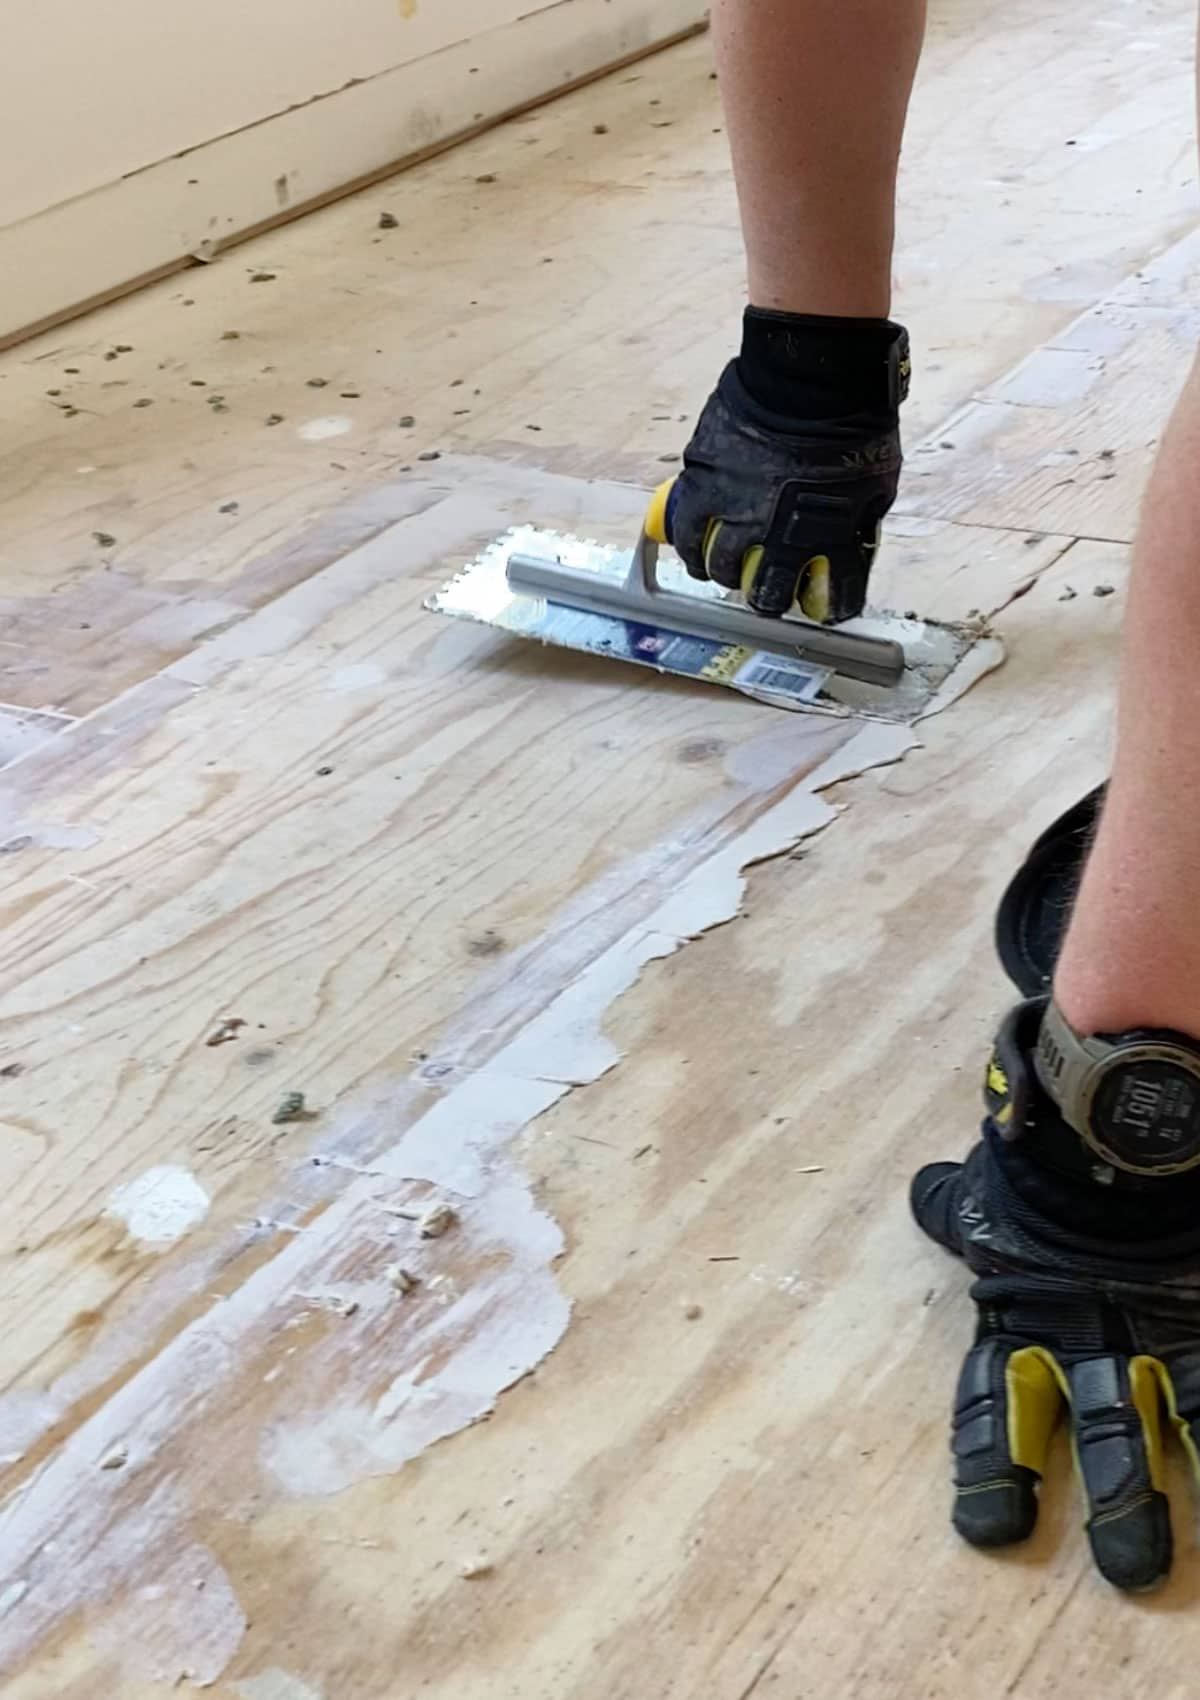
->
995 785 1105 995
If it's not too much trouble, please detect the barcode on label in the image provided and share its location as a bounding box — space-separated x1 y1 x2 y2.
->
737 654 830 703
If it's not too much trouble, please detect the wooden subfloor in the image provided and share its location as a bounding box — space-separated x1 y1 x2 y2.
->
3 1 1200 1694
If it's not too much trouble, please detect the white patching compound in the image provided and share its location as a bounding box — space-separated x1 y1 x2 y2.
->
296 415 353 441
106 1165 210 1247
233 1669 326 1700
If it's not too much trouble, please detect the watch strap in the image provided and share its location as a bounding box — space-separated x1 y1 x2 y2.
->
1034 997 1106 1130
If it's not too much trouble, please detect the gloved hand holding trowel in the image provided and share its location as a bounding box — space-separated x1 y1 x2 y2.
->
663 310 909 623
666 0 1200 1595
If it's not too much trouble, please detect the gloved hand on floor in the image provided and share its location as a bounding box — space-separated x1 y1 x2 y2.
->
912 996 1200 1592
663 308 910 620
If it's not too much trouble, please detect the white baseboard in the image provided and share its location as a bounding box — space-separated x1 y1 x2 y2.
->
0 0 707 346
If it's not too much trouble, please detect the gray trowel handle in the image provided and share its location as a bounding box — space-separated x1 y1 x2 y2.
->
506 528 905 689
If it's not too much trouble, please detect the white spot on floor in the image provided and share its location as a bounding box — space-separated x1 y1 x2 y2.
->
0 1387 62 1460
297 416 353 441
87 1541 245 1688
329 662 386 692
0 1580 29 1618
260 1173 569 1498
233 1668 325 1700
107 1165 210 1247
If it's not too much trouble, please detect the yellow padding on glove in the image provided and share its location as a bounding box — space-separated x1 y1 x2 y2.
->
799 556 831 623
1006 1349 1192 1501
645 479 674 546
985 1059 1014 1128
739 545 764 598
1128 1357 1169 1491
702 517 722 569
731 544 831 621
1006 1346 1066 1475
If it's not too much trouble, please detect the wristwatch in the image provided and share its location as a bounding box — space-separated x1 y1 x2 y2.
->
1035 998 1200 1177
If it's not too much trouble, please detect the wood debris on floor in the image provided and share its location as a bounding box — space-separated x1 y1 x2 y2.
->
0 1 1194 1694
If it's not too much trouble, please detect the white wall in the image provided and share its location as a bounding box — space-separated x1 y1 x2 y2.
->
0 0 706 342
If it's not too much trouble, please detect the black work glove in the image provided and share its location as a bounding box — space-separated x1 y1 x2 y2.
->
912 999 1200 1592
666 309 909 619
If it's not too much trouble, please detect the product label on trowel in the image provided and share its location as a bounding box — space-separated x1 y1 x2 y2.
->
430 526 834 710
614 622 830 704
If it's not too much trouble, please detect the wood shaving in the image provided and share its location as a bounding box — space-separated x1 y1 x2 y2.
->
459 1555 494 1579
205 1017 246 1046
385 1264 418 1294
417 1201 457 1239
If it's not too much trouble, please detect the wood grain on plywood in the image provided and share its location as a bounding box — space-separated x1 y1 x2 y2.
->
1 0 1196 715
1 0 1197 1691
0 531 1132 1699
899 300 1196 540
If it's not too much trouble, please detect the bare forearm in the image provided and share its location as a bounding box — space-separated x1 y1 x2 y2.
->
1056 358 1200 1036
712 0 927 316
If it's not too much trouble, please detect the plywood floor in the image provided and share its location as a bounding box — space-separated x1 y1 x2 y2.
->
3 1 1200 1694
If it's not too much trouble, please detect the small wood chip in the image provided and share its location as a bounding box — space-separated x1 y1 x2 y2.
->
459 1555 494 1579
92 531 116 548
100 1444 129 1471
218 501 239 514
418 1201 457 1239
250 271 277 283
1093 584 1116 598
683 1303 703 1321
794 1165 824 1175
378 212 399 229
205 1017 246 1047
385 1264 418 1294
265 413 285 427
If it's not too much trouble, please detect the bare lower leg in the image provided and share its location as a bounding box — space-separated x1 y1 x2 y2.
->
1055 357 1200 1038
712 0 927 317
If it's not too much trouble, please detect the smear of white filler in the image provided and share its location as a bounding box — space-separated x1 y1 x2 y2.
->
87 1537 245 1690
106 1166 210 1247
0 1390 60 1464
234 1670 325 1700
0 821 101 851
261 1172 567 1495
328 661 386 692
0 1583 29 1619
0 717 915 1689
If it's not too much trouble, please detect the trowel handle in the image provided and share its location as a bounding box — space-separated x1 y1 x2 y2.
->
644 478 676 547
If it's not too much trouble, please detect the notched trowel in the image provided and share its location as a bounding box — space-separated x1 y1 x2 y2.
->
428 481 984 719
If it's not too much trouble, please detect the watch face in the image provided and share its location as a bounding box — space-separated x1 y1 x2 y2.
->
1090 1056 1200 1174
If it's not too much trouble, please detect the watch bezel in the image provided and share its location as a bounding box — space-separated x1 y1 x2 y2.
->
1078 1037 1200 1177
